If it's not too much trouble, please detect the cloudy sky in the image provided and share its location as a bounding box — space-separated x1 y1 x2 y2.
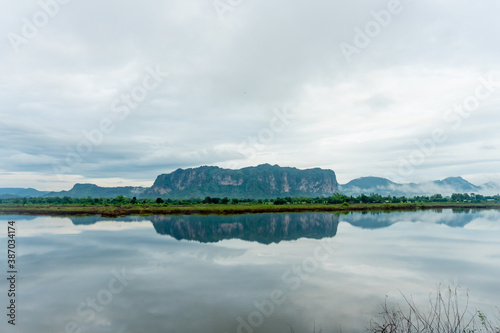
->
1 0 499 190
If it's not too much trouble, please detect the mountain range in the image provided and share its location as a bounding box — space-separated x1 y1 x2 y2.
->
0 188 50 199
0 164 498 199
45 164 338 199
338 176 496 197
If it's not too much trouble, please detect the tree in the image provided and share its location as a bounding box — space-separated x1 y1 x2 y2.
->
360 194 370 204
114 195 126 204
273 198 286 205
62 196 72 204
430 194 443 202
156 198 164 204
327 193 346 204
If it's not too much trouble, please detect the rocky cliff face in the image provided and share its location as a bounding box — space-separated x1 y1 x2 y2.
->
147 164 338 199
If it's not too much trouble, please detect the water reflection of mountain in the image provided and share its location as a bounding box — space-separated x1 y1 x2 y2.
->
67 209 483 243
71 215 141 225
339 209 479 229
150 213 339 244
0 215 38 221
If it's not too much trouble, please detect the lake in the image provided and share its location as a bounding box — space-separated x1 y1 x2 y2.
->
1 209 499 332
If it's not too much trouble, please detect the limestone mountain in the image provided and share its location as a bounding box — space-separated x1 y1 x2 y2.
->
146 164 338 199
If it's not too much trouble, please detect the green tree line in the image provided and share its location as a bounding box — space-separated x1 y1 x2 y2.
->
0 192 499 206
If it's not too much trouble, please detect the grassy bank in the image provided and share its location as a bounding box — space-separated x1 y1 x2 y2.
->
1 202 500 217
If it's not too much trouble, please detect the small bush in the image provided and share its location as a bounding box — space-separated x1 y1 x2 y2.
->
370 287 500 333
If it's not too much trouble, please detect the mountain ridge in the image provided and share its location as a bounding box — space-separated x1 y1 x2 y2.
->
339 176 493 196
0 188 50 198
2 165 499 199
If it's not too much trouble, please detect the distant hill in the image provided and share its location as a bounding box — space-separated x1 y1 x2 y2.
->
339 176 490 197
342 177 397 189
431 177 481 192
46 184 147 199
146 164 338 199
0 194 19 199
482 181 500 194
0 188 49 198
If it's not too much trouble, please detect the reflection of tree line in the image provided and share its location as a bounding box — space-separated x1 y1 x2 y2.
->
69 209 481 244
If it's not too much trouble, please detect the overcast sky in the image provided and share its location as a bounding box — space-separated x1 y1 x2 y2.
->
1 0 500 190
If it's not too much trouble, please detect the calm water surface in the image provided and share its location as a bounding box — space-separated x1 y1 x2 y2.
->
1 209 499 333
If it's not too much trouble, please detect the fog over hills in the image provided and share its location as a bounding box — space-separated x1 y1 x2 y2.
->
339 176 497 197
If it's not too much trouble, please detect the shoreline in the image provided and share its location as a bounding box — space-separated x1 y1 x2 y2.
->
1 202 499 217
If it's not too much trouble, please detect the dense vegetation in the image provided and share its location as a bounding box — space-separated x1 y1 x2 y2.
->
1 192 498 207
0 192 498 217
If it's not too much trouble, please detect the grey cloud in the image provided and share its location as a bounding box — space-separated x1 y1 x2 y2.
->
1 0 500 188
